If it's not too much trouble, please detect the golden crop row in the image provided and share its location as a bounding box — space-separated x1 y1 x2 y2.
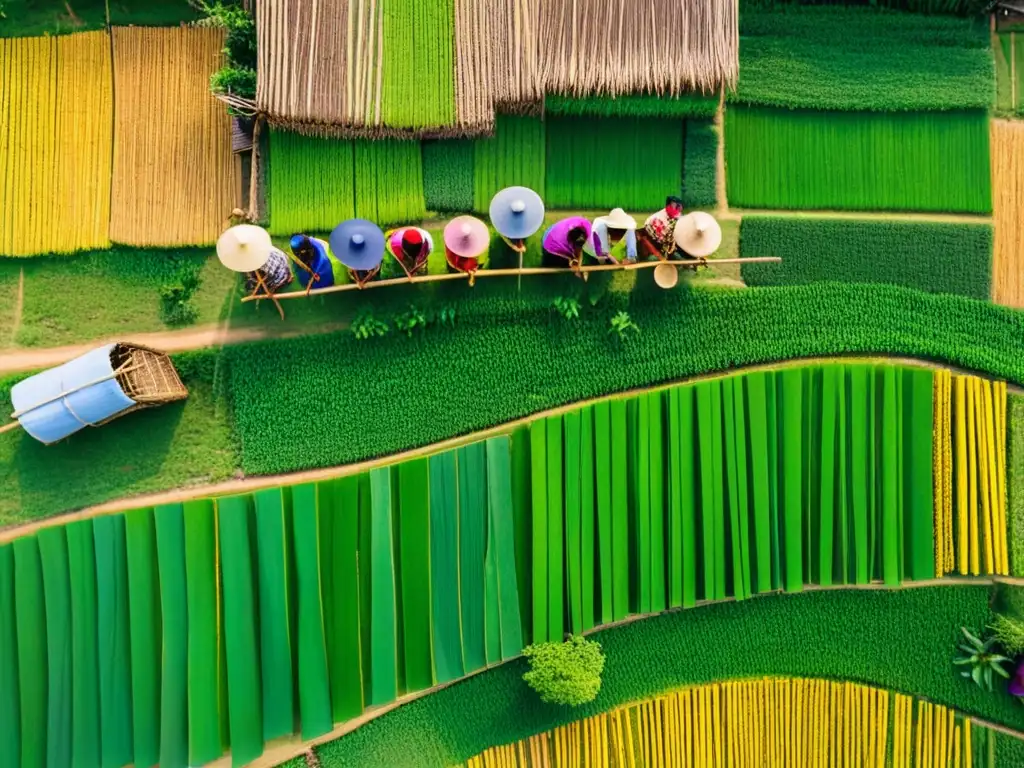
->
0 28 236 257
0 33 113 256
934 370 1010 577
465 678 978 768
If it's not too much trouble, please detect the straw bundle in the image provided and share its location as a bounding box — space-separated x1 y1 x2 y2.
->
991 120 1024 307
110 27 237 246
0 33 113 257
539 0 739 98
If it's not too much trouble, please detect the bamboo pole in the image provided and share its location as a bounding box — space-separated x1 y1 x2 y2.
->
240 256 783 303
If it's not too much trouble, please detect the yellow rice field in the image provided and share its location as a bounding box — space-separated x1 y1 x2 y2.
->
110 26 236 246
934 371 1009 577
0 32 113 256
464 679 979 768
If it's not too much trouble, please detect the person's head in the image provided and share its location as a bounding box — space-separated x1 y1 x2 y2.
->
290 234 313 261
568 226 588 249
665 196 683 218
401 228 424 260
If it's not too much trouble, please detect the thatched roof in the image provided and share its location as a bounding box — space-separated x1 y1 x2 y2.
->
255 0 738 138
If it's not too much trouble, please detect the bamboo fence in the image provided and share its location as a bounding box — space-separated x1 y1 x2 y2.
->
110 27 237 246
0 32 113 256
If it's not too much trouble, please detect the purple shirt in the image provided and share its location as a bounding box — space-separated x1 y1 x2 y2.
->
542 217 599 260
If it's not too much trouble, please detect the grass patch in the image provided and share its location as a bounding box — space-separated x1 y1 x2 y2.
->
226 281 1024 476
10 248 238 348
0 350 237 525
682 119 717 209
0 0 198 36
544 92 718 119
739 216 993 299
1009 394 1024 577
315 585 1021 766
733 7 994 112
724 107 991 213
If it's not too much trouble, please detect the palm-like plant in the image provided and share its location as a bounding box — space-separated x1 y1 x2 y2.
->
954 627 1012 692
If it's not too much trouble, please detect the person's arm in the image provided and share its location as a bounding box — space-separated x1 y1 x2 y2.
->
625 229 637 261
592 223 607 261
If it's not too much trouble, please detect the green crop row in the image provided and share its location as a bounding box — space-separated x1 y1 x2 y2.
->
739 216 993 299
267 130 426 233
544 117 684 211
544 92 719 119
472 115 547 213
422 139 475 211
380 0 457 129
0 438 523 768
724 107 991 213
0 361 950 768
681 119 717 209
224 280 1024 477
315 586 1023 766
741 0 988 12
732 7 994 111
1009 395 1024 577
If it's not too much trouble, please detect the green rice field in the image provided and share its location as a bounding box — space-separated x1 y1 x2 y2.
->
724 107 992 213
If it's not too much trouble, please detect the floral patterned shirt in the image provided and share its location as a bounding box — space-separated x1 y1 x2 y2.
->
644 208 681 256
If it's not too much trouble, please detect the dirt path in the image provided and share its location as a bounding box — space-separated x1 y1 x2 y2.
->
0 319 348 376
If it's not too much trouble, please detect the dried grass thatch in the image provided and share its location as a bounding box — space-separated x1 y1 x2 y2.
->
255 0 737 134
991 119 1024 308
539 0 738 98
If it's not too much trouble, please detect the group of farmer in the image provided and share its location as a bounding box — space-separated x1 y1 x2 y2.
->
246 187 700 296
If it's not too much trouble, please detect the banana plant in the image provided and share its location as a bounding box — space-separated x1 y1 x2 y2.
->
954 627 1012 692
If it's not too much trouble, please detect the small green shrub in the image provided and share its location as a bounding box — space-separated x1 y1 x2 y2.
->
608 311 639 342
522 635 605 707
954 627 1012 691
990 614 1024 657
158 256 203 327
351 311 390 341
553 296 580 321
394 305 428 337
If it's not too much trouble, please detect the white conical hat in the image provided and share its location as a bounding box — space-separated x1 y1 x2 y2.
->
217 225 272 272
674 212 722 258
653 263 679 289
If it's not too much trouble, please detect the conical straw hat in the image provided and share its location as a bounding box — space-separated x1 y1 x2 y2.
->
329 219 386 270
489 186 545 239
674 211 722 258
217 225 272 272
653 263 679 289
444 216 490 258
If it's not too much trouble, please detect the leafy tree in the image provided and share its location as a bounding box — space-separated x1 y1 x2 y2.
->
522 635 605 707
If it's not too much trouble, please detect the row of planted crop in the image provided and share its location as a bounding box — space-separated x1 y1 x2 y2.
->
0 362 1009 768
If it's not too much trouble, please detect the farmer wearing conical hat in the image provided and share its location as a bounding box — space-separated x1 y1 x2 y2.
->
541 216 597 273
586 208 638 263
385 225 433 278
289 234 335 290
444 216 490 285
329 219 386 288
640 195 684 260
